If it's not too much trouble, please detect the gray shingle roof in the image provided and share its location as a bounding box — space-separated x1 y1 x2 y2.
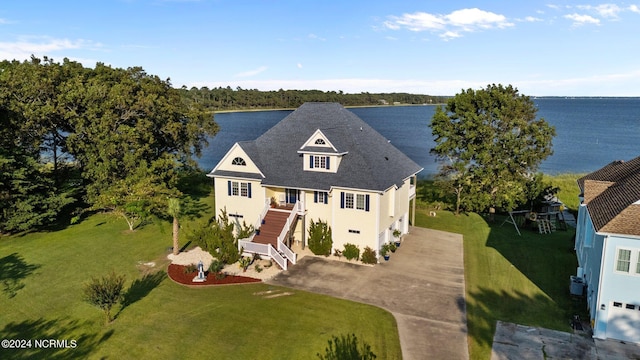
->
213 102 422 192
579 156 640 235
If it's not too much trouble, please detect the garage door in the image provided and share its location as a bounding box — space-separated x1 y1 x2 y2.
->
607 301 640 343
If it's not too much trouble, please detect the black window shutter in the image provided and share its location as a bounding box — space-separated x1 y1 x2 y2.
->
340 192 345 208
227 180 231 196
248 183 252 198
310 155 314 168
326 156 330 170
365 194 370 212
314 191 318 203
324 192 328 204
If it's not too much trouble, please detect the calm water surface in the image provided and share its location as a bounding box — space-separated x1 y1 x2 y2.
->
198 98 640 177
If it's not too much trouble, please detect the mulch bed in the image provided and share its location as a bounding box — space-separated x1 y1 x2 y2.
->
167 264 261 286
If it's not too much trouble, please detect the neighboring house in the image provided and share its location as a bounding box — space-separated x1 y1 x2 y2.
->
574 156 640 343
207 102 422 269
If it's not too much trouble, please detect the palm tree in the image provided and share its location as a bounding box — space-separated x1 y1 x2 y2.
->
168 198 181 255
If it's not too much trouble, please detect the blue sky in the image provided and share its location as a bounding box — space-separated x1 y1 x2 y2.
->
1 1 639 96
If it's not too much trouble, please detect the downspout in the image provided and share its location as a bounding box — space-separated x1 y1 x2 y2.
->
375 192 381 250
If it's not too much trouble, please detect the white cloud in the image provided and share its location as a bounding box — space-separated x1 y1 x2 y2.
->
629 4 640 14
297 63 303 69
578 4 622 18
308 33 326 41
445 8 512 29
235 66 268 78
440 31 462 41
0 37 102 62
522 16 543 22
384 8 513 40
564 13 600 26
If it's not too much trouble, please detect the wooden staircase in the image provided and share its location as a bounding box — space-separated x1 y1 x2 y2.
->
253 210 290 248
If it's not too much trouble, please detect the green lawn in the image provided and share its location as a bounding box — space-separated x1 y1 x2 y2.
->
0 212 401 359
1 174 585 359
415 185 582 359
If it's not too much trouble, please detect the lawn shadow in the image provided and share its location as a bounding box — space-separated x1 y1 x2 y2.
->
0 317 113 359
0 253 40 298
118 271 166 318
484 215 584 323
466 287 572 353
181 195 212 221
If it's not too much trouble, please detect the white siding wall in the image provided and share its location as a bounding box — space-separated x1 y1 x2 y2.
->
594 234 640 341
332 189 378 253
213 177 265 229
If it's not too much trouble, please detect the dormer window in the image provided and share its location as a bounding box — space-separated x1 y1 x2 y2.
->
310 155 330 170
232 157 246 166
315 138 326 145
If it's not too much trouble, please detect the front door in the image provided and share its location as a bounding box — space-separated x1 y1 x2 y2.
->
286 189 299 204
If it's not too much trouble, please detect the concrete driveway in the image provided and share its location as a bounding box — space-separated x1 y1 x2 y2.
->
267 226 469 360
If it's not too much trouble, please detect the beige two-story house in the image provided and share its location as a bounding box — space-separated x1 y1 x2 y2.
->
207 102 422 269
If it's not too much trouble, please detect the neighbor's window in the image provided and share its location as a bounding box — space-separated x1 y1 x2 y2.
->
315 138 326 145
231 181 239 196
240 183 248 197
616 249 632 272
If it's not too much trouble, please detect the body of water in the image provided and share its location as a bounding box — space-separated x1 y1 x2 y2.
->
197 98 640 177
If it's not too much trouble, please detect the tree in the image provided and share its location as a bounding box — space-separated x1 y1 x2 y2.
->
65 64 217 229
82 272 126 325
430 84 555 214
168 198 181 255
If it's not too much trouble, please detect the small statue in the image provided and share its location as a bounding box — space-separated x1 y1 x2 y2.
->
193 260 207 282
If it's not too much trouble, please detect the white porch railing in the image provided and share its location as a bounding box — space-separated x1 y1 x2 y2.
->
255 198 271 230
409 184 416 199
275 200 304 265
238 239 288 270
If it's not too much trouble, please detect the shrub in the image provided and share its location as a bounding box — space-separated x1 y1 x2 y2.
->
255 264 263 273
361 247 377 265
189 208 246 265
238 256 252 272
343 243 360 261
308 218 332 256
209 259 224 273
82 271 126 325
215 271 227 280
317 333 376 360
183 264 198 274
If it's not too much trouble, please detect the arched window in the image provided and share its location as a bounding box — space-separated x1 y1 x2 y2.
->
315 138 326 145
232 157 246 166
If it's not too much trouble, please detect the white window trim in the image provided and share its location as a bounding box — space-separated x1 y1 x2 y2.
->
345 193 354 209
614 247 640 275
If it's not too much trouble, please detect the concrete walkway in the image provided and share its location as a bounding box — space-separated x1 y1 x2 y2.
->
492 321 640 359
267 227 469 360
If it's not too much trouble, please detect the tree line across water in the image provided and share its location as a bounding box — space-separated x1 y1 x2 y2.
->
178 86 448 111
